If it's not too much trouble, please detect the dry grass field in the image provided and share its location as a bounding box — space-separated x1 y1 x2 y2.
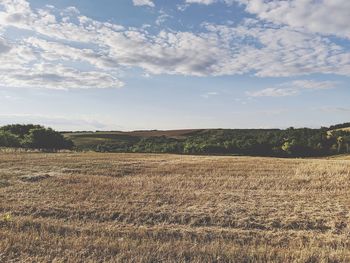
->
1 152 350 262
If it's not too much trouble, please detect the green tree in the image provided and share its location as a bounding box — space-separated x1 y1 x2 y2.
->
281 140 296 155
22 128 74 150
0 124 43 138
0 130 20 147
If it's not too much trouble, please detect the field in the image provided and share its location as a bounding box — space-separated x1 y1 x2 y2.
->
338 128 350 133
63 130 201 149
1 152 350 262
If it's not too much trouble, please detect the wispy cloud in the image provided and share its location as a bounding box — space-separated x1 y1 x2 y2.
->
186 0 217 5
236 0 350 39
317 107 350 113
0 0 349 91
201 91 218 98
247 80 338 97
132 0 155 7
186 0 350 39
155 10 172 26
247 87 298 97
185 0 236 5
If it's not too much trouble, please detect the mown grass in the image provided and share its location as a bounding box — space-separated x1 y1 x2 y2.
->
0 152 350 262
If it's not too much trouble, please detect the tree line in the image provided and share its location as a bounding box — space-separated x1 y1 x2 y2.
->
95 126 350 157
1 123 349 157
0 124 74 150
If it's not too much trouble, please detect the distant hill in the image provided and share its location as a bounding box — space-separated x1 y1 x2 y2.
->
327 122 350 135
63 125 349 157
328 122 350 130
64 129 202 150
333 127 350 133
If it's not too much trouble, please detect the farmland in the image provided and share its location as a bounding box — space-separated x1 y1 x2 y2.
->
63 126 350 157
1 152 350 262
3 123 349 156
63 129 200 150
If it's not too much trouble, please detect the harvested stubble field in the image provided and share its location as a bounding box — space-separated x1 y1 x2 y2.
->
1 152 350 262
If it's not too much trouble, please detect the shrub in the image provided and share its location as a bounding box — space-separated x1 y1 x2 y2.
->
0 124 74 150
0 130 20 147
0 124 43 138
22 127 74 150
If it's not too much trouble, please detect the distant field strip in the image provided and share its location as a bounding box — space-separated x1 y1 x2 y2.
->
1 153 350 262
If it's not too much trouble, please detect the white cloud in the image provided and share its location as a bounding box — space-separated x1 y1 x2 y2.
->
185 0 350 40
63 6 80 15
104 30 232 76
236 0 350 39
186 0 217 5
0 38 11 54
291 80 337 90
318 107 350 113
247 87 298 97
0 0 124 89
177 4 190 11
0 63 123 90
155 10 171 26
0 0 349 91
247 80 338 97
132 0 155 7
201 91 218 98
188 0 350 38
204 22 350 77
25 37 120 69
185 0 236 5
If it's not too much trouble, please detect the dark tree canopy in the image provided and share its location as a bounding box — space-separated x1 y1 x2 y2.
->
328 122 350 130
22 128 74 150
0 130 21 147
0 124 43 138
89 126 349 157
0 124 74 150
1 123 349 156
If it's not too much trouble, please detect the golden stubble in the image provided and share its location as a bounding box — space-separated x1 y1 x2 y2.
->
0 152 350 262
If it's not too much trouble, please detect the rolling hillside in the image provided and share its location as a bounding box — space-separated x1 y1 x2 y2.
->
336 127 350 132
64 129 202 150
63 125 350 157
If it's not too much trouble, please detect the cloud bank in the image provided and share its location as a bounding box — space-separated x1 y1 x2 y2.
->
0 0 349 90
237 0 350 39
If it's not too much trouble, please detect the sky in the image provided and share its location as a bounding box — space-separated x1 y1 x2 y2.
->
0 0 349 131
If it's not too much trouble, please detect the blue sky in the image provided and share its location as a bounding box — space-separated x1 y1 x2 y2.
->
0 0 349 131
